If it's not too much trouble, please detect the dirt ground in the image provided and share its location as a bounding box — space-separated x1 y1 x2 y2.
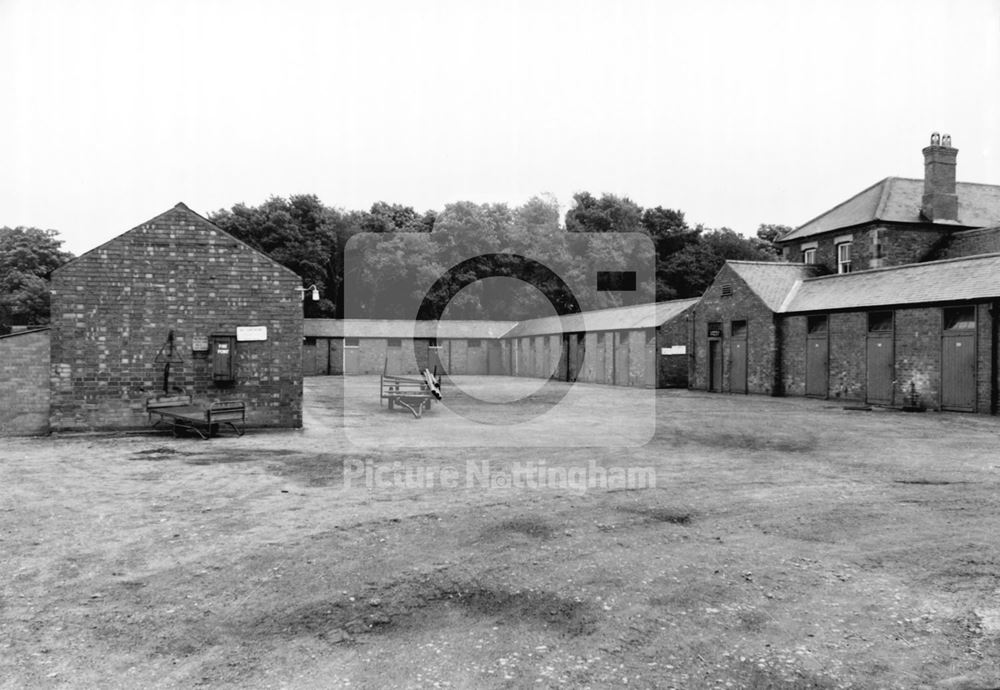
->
3 376 1000 689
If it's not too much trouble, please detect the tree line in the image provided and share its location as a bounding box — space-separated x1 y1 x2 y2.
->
1 194 789 328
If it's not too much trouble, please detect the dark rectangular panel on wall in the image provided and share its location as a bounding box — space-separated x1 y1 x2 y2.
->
806 315 829 398
866 311 894 405
942 306 977 411
212 335 236 382
730 320 748 394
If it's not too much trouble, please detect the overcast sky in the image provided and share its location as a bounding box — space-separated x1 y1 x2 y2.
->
2 0 998 255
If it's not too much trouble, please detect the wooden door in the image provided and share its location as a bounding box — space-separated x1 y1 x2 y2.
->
386 340 403 374
942 307 977 411
805 315 829 398
942 333 976 410
329 338 344 375
302 338 319 376
614 332 630 386
729 321 747 394
344 340 360 374
467 340 486 374
806 336 829 397
708 340 722 392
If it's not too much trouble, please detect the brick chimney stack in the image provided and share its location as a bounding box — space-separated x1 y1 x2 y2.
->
921 132 958 222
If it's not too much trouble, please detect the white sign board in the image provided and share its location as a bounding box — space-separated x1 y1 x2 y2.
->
661 345 686 356
236 326 268 342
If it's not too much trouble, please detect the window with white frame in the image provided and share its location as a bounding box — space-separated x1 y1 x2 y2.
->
837 243 852 273
802 248 816 264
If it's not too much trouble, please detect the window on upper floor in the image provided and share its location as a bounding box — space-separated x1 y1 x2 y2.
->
802 248 816 265
837 243 852 274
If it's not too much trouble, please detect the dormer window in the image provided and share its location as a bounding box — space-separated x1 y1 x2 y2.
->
837 242 852 273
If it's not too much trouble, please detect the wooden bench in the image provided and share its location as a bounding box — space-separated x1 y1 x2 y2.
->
380 367 442 419
146 395 246 439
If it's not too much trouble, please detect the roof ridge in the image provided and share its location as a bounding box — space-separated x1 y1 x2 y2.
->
726 260 797 267
955 180 1000 189
950 225 1000 235
873 176 899 219
777 280 804 313
788 177 892 236
802 252 1000 282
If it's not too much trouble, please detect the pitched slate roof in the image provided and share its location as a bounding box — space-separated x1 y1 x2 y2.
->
726 261 820 311
504 298 699 338
781 253 1000 313
303 319 518 339
780 178 1000 243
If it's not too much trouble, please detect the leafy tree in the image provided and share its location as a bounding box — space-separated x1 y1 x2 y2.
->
755 223 793 256
360 202 435 234
565 192 643 234
660 226 777 297
0 226 73 329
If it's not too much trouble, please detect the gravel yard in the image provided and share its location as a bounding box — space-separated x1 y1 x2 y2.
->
2 376 1000 689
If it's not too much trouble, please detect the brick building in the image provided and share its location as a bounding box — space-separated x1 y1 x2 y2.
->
694 135 1000 413
692 262 818 395
303 298 698 388
49 203 303 431
501 299 698 388
0 328 51 435
302 320 516 376
693 254 1000 413
777 134 1000 272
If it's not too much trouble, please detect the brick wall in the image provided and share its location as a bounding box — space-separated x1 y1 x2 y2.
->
692 264 777 395
778 304 997 413
656 309 692 388
894 307 941 408
782 224 949 272
940 227 1000 259
0 329 51 435
777 315 807 397
826 312 866 401
49 205 303 431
